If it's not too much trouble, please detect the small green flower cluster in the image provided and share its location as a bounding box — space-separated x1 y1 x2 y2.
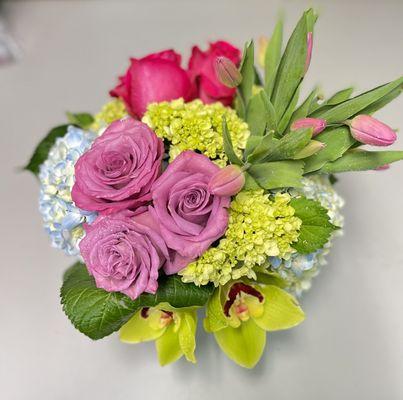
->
180 190 301 286
91 99 128 133
142 98 250 166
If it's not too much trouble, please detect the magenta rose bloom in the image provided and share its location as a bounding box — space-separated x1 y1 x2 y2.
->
188 41 241 105
110 49 193 118
150 151 231 274
80 209 169 300
72 118 164 214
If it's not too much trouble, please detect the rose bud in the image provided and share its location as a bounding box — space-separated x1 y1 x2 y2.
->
214 56 242 88
291 117 327 136
208 164 245 197
304 32 313 73
349 115 397 146
293 140 326 159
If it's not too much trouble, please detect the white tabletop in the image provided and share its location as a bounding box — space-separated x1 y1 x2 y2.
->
1 1 402 399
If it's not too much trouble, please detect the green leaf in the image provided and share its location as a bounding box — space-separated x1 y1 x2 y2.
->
358 85 402 116
214 319 266 369
119 310 165 343
243 171 261 190
290 197 337 254
248 160 304 189
253 271 288 288
303 126 356 173
326 87 354 105
156 324 183 366
177 311 197 363
60 262 213 340
222 118 243 166
271 10 310 121
249 128 312 163
253 285 305 331
66 112 94 130
238 41 255 107
319 149 403 173
311 76 403 123
204 288 228 333
289 87 319 128
264 18 283 97
23 125 69 176
277 83 301 134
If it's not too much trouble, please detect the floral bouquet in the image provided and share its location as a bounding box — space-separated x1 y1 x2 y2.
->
26 9 403 368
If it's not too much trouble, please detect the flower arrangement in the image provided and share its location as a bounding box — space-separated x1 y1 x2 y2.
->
25 9 403 369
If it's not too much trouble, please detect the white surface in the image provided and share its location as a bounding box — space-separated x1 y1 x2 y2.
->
1 1 403 399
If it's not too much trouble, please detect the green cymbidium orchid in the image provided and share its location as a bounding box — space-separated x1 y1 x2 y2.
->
204 279 305 368
120 302 197 366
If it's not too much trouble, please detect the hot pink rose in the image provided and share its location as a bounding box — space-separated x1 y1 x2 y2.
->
80 209 169 300
188 41 241 105
72 118 163 214
110 49 193 118
150 151 231 274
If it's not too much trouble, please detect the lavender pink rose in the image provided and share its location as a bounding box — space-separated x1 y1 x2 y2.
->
150 151 231 274
72 118 164 214
80 209 169 300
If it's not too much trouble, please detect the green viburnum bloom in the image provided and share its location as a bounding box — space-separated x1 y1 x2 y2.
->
204 280 305 368
120 303 197 366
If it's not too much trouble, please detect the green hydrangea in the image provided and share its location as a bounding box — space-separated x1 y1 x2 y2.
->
142 98 250 165
180 190 302 286
91 99 128 133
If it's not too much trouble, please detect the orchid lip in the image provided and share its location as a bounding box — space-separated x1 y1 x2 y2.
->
223 282 264 317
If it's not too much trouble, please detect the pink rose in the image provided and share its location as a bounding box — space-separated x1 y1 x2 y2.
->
150 151 231 274
72 118 163 214
110 49 193 118
80 209 169 300
188 41 241 105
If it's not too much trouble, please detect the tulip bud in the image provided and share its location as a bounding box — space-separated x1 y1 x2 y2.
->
348 115 397 146
214 56 242 88
293 140 326 159
304 32 313 73
375 164 390 171
208 165 245 197
290 117 327 136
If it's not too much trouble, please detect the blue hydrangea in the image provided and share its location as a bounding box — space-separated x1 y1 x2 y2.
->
269 176 345 296
38 126 97 256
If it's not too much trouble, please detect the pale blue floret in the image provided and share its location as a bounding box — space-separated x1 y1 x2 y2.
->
269 176 345 296
38 126 97 256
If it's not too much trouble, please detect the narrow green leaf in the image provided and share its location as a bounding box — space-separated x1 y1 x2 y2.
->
248 160 304 189
271 11 309 121
303 127 356 173
253 128 312 163
319 150 403 173
289 87 319 128
358 86 402 116
238 41 255 107
312 76 403 123
246 94 267 137
243 172 261 190
222 118 243 165
23 125 69 176
214 320 266 369
290 197 337 253
277 83 301 134
66 112 94 130
264 18 283 97
253 285 305 331
60 262 213 340
247 132 276 164
326 87 354 105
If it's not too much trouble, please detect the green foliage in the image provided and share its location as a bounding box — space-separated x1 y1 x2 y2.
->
60 262 213 340
66 112 94 130
222 118 244 165
248 161 304 189
237 40 255 114
319 150 403 173
290 197 337 253
24 125 69 176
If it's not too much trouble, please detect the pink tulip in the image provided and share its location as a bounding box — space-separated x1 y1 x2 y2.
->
291 117 327 136
349 115 397 146
214 56 242 88
208 165 245 197
304 32 313 73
